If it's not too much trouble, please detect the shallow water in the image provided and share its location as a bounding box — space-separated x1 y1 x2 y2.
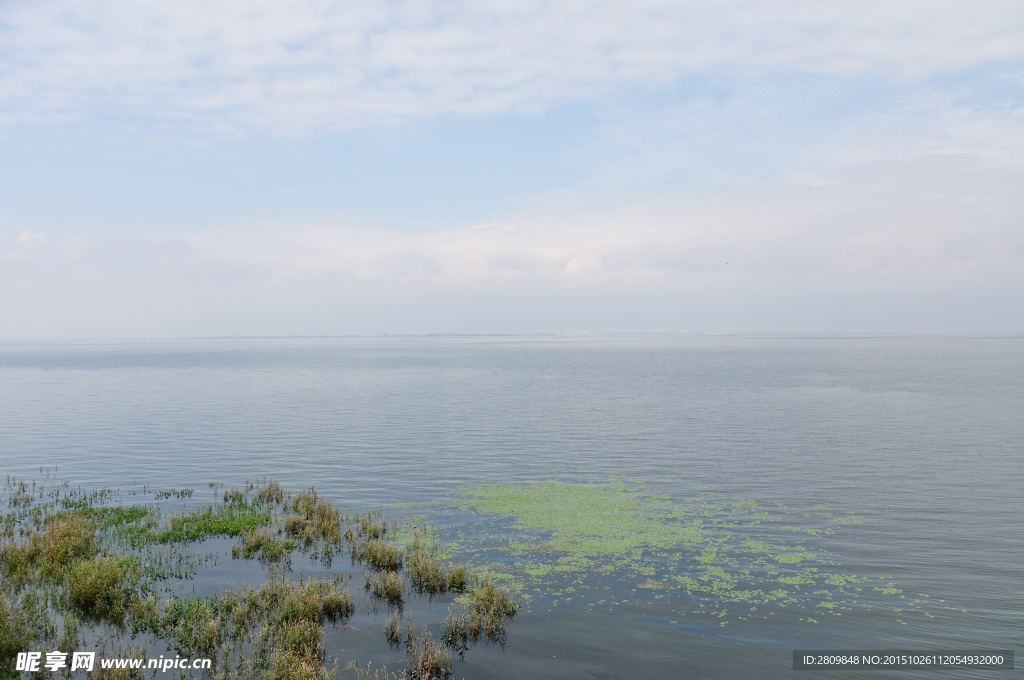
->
1 336 1021 678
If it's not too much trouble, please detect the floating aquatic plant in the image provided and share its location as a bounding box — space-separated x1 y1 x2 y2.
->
448 479 925 622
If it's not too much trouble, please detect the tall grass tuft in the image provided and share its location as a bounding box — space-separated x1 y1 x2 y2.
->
233 530 295 562
42 517 96 576
353 663 404 680
383 610 402 646
0 592 35 677
290 488 342 546
66 556 138 623
255 479 285 505
405 627 452 680
406 530 468 595
440 574 519 652
359 541 403 571
366 569 404 605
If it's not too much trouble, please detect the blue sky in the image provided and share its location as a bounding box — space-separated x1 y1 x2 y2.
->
1 1 1022 336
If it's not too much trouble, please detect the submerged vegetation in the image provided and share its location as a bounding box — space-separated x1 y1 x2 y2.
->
0 472 926 678
0 475 518 680
450 479 934 624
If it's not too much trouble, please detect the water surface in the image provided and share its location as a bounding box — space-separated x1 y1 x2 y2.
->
1 336 1021 678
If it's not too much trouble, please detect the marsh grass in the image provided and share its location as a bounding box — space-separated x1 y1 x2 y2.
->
0 592 34 676
0 475 521 680
441 574 520 651
383 611 402 646
157 503 272 544
354 510 390 541
255 480 285 506
445 564 469 593
233 530 296 562
291 489 343 548
359 541 403 572
353 663 404 680
366 569 404 605
140 572 354 677
0 515 98 590
66 556 139 622
406 533 469 595
405 627 452 680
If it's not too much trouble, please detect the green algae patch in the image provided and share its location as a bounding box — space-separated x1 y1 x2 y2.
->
459 481 651 559
447 480 920 623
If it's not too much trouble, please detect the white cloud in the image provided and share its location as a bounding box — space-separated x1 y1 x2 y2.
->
10 154 1018 293
16 229 47 247
1 230 86 262
3 151 1021 336
1 0 1021 133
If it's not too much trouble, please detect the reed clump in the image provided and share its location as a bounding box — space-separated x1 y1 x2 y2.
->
0 537 38 586
469 574 519 643
0 592 34 676
42 516 97 572
383 610 402 646
468 574 519 619
285 515 308 536
255 479 285 505
353 663 404 680
268 577 355 627
159 595 223 658
0 516 99 589
233 530 296 562
273 620 325 680
291 489 342 545
441 574 519 651
266 577 351 680
355 510 390 541
344 509 391 566
406 535 469 595
366 569 404 605
405 627 452 680
440 606 477 658
143 573 354 676
359 540 403 571
66 556 139 622
406 553 453 592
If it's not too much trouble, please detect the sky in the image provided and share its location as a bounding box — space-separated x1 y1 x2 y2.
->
1 0 1022 337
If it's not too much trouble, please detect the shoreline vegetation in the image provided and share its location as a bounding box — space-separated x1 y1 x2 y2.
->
2 473 932 679
1 475 519 680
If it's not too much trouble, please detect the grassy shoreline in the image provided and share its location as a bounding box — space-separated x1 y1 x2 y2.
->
1 476 518 680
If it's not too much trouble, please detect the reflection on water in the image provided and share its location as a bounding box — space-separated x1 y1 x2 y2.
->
1 336 1021 678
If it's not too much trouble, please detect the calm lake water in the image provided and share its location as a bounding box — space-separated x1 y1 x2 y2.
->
1 336 1021 678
